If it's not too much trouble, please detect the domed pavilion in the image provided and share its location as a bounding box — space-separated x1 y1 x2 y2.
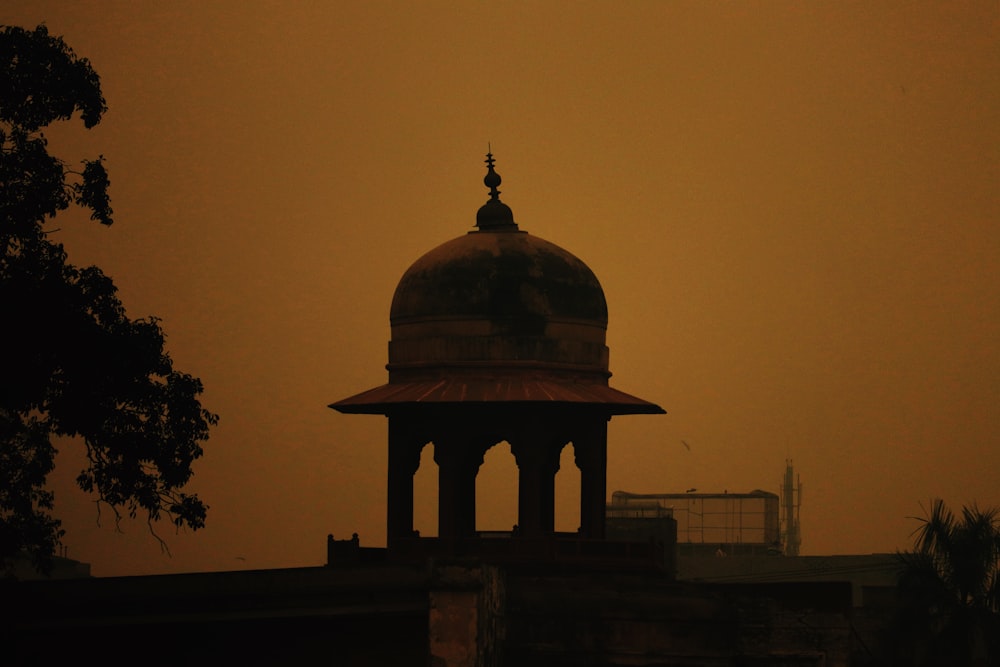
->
331 153 664 554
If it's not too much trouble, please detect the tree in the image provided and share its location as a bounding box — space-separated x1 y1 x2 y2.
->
890 499 1000 666
1 24 218 575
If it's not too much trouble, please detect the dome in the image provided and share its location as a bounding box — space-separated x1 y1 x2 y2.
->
388 227 609 378
387 154 609 380
391 229 607 328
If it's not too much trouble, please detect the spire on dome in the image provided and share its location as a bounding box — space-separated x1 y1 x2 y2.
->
484 149 502 200
476 148 518 231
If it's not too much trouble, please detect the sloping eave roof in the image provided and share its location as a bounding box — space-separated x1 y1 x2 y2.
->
330 378 665 415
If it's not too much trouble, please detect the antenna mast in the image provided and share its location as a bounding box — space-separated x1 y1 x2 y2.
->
781 459 802 556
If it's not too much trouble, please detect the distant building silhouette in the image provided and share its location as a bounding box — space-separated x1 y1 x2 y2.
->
609 487 782 556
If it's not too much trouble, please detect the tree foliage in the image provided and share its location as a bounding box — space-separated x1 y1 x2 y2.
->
890 499 1000 666
1 25 217 575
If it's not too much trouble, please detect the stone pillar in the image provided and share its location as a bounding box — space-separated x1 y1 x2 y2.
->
387 416 425 547
511 435 564 537
428 564 505 667
574 417 609 539
434 436 486 539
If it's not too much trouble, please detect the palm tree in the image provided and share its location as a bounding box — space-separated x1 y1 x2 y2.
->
890 499 1000 666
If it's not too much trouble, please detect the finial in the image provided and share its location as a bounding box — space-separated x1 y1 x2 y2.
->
475 148 518 231
484 146 502 201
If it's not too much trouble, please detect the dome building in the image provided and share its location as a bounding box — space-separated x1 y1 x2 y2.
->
331 153 663 553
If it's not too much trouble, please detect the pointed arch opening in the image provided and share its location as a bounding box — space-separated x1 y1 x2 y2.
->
476 441 518 534
412 443 437 537
555 443 581 533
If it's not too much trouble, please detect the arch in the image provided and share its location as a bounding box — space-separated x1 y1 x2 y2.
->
554 443 581 533
412 442 437 537
476 441 518 533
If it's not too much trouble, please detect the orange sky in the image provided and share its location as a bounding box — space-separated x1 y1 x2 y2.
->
4 2 998 577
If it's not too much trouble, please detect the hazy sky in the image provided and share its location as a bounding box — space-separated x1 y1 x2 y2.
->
4 2 998 577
